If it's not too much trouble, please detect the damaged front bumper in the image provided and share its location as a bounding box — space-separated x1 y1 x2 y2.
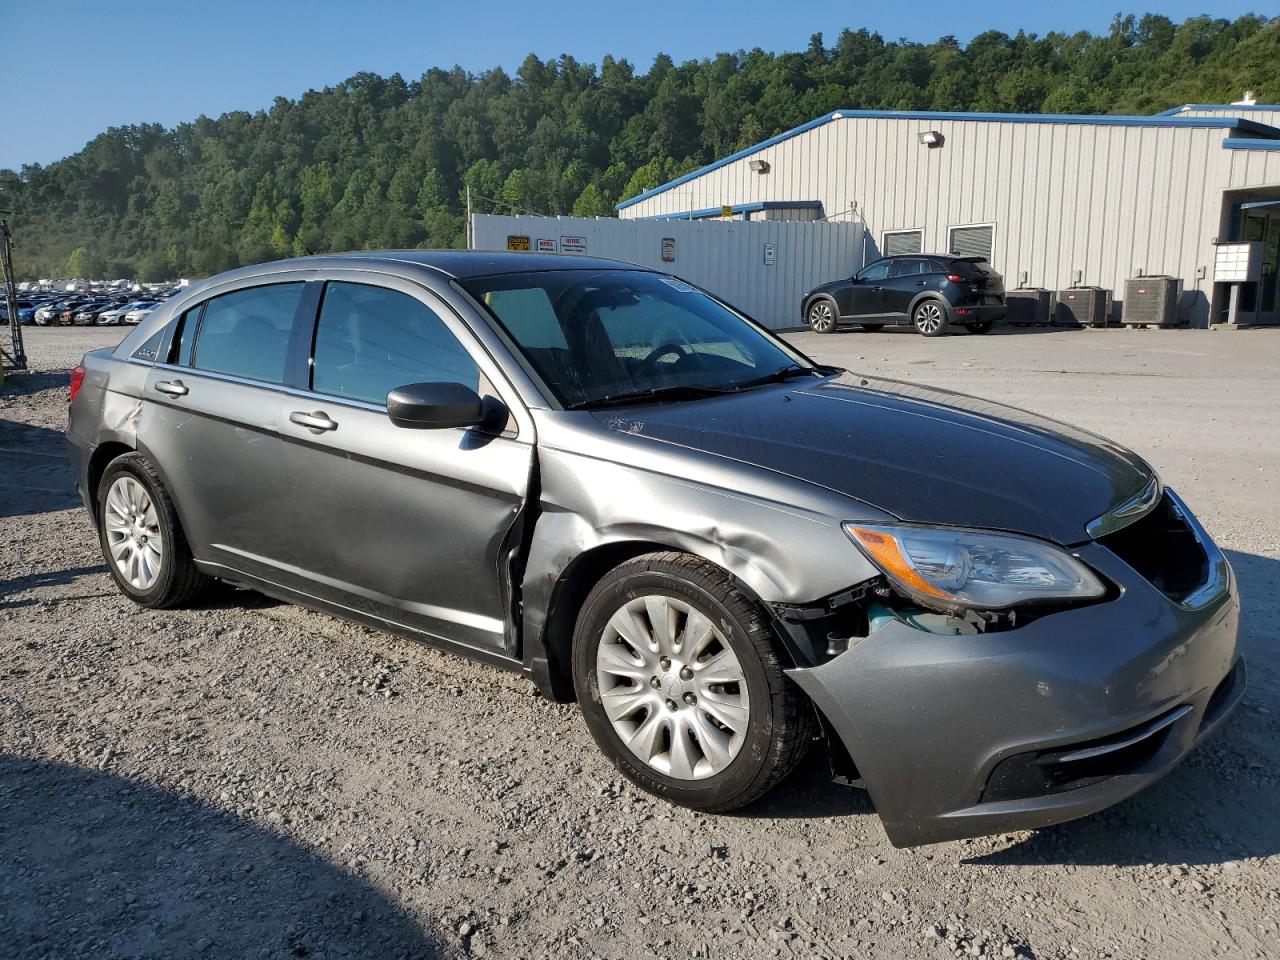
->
786 542 1245 847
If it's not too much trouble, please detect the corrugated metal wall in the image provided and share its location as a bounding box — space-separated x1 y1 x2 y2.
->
471 214 865 329
620 116 1280 325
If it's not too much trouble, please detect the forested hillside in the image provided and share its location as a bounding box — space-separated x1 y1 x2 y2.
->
5 13 1278 280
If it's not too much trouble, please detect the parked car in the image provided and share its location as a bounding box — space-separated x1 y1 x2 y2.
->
73 300 120 325
34 300 70 325
803 254 1006 336
56 299 96 325
0 299 36 325
96 301 143 325
67 252 1242 848
122 301 158 325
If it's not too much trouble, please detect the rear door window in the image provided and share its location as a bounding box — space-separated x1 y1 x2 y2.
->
189 284 304 384
311 281 479 406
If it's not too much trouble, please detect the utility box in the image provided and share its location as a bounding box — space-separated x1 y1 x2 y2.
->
1005 288 1052 326
1122 276 1182 327
1055 287 1109 327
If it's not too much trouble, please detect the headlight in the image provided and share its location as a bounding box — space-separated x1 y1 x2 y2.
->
844 523 1106 611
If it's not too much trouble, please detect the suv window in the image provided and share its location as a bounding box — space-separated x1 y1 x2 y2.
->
189 283 304 384
890 258 931 278
858 260 892 282
311 282 479 406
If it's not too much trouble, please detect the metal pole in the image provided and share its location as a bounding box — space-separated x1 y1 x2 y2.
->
1 219 26 373
466 185 473 250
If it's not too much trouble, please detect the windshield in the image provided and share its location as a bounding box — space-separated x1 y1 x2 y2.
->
462 270 812 408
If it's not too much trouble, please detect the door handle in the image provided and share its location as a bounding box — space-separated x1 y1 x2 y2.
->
289 410 339 433
154 379 188 397
915 280 927 286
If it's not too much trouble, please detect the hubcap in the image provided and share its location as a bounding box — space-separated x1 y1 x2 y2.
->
809 302 834 332
595 595 750 780
104 476 163 590
915 303 943 333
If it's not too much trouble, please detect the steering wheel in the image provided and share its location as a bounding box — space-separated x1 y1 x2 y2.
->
637 341 693 377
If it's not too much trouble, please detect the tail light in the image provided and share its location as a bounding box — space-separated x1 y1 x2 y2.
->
69 364 86 402
947 274 966 282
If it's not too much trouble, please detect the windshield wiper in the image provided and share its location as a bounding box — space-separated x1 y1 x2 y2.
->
565 383 738 410
727 363 825 391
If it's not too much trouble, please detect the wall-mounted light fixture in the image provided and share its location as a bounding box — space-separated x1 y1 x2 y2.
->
748 158 771 174
918 130 943 148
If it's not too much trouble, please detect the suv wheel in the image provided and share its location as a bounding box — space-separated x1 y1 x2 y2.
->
573 552 814 811
97 453 209 608
913 300 948 337
806 299 838 334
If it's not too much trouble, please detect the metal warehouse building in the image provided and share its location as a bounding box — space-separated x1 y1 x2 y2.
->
616 104 1280 327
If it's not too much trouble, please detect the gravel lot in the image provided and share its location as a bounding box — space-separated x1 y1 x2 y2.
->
3 324 1279 960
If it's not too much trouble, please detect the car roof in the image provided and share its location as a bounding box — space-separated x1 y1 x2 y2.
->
256 249 650 280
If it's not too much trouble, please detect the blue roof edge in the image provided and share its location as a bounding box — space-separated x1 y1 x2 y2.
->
1224 137 1280 151
638 200 823 220
616 109 1280 211
1157 103 1280 116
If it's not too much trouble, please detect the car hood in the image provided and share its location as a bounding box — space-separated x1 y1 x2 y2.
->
592 372 1153 545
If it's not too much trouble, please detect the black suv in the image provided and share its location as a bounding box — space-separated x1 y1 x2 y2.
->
803 255 1006 337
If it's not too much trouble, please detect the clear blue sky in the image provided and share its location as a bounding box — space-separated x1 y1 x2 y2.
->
5 1 1262 170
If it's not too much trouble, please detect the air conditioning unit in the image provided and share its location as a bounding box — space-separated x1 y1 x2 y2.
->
1055 287 1109 328
1121 276 1182 327
1005 288 1051 326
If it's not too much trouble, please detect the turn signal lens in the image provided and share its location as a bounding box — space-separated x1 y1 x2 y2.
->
69 364 86 402
844 523 1106 611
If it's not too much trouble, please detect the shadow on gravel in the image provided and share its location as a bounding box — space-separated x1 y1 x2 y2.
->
736 753 877 821
0 755 446 959
0 420 80 518
0 370 70 397
0 564 108 608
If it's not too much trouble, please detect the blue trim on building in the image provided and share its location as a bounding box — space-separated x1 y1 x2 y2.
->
638 200 823 221
1223 138 1280 151
1156 103 1280 116
616 109 1280 211
1241 199 1280 210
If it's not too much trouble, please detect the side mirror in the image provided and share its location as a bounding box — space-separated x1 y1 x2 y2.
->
387 381 485 430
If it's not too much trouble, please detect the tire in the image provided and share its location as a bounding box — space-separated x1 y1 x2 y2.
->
966 319 994 334
572 551 815 812
860 324 884 332
805 298 838 334
96 452 209 609
912 299 949 337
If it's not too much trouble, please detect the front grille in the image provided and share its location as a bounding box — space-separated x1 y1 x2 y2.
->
1098 493 1207 603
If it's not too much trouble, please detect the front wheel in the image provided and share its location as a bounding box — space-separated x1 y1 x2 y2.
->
572 552 814 811
806 299 838 334
913 300 948 337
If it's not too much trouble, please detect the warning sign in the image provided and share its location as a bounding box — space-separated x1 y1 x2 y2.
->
763 242 776 266
720 205 733 219
661 237 676 262
560 235 587 255
536 238 557 253
506 235 531 251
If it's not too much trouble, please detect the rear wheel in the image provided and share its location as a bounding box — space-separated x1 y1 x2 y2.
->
913 300 948 337
572 552 814 811
966 319 994 334
806 299 838 334
97 453 209 608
